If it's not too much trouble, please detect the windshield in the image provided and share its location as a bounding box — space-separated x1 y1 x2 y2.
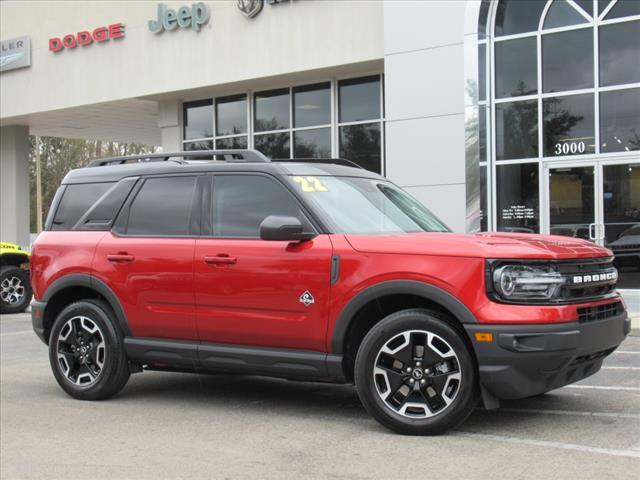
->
289 175 450 234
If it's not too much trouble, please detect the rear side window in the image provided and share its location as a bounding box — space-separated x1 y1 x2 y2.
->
212 175 312 237
51 183 113 231
126 176 197 236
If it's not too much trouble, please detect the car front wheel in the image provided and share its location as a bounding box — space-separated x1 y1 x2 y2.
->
354 309 477 435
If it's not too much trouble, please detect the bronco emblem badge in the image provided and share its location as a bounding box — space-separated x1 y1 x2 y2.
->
299 291 315 307
237 0 263 18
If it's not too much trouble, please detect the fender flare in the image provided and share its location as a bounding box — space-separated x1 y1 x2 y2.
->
331 280 478 354
42 273 131 336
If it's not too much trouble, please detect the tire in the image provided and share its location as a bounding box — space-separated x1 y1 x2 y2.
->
354 308 477 435
0 265 32 314
48 300 130 400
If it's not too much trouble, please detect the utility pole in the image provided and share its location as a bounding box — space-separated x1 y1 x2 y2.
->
35 136 43 233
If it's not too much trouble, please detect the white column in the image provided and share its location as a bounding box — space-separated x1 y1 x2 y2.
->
0 125 30 248
158 99 182 152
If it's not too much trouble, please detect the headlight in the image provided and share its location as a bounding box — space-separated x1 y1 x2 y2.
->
492 264 566 301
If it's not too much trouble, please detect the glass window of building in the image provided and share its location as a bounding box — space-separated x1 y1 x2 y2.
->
495 37 537 98
599 21 640 87
338 76 384 173
543 0 589 29
254 88 290 132
496 163 539 233
494 0 546 36
183 100 213 141
604 0 640 19
339 123 382 173
477 0 640 237
495 100 538 160
542 29 593 93
181 76 384 171
543 93 595 156
293 83 331 128
294 128 331 158
600 88 640 153
339 76 381 123
254 132 290 160
216 95 247 136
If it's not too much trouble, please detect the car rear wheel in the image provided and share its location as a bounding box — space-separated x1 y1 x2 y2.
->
49 300 130 400
354 309 477 435
0 266 32 314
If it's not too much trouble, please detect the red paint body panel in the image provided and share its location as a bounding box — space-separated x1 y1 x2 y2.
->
194 235 333 350
92 233 197 340
32 226 620 354
30 231 106 301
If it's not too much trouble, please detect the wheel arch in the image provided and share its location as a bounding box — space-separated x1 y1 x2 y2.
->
41 274 131 344
332 280 478 381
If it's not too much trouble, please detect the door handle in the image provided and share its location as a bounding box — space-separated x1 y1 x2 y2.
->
588 223 597 241
204 255 237 265
107 253 135 263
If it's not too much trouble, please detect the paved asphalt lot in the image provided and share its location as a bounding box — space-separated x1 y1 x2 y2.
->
1 313 638 479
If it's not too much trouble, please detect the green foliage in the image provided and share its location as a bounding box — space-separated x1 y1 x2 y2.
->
29 137 156 232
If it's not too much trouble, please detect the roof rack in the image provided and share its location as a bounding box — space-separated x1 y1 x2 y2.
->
271 158 363 169
86 149 270 167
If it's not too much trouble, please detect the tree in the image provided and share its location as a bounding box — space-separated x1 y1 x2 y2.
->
29 137 156 232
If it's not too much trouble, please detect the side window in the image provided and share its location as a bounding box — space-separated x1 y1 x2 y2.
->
126 176 197 236
212 175 312 238
51 183 114 231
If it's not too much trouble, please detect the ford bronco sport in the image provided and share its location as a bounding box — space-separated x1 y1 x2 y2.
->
30 150 630 435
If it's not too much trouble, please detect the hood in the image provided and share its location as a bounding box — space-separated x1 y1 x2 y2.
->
344 232 612 260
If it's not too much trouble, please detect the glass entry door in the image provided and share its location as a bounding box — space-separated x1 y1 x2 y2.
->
543 160 640 289
544 163 599 243
602 162 640 289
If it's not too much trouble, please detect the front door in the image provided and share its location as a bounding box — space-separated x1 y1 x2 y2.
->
543 159 640 289
194 173 333 351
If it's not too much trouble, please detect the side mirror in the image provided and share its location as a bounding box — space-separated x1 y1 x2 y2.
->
259 215 316 242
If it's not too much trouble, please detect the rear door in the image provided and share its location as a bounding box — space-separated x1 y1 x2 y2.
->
93 175 201 340
194 173 333 351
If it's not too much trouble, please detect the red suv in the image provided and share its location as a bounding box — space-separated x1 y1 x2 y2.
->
31 150 630 435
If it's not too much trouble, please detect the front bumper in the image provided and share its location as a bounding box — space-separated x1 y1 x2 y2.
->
464 311 630 400
31 300 47 344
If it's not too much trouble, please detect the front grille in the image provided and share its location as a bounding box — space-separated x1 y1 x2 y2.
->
577 301 624 323
613 244 640 251
556 258 618 302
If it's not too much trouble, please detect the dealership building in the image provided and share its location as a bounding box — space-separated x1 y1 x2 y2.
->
1 0 638 304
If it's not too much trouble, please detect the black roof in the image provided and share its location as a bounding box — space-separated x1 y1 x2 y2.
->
62 150 383 185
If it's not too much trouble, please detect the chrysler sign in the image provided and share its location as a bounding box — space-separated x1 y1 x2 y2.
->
0 36 31 73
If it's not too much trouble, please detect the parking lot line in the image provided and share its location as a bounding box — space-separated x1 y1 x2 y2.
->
496 408 640 419
602 366 640 370
0 330 33 337
566 385 640 392
455 431 640 459
613 351 640 355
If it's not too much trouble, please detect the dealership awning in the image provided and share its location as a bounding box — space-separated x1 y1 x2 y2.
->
0 98 160 146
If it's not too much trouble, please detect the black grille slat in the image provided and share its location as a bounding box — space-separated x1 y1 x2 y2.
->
577 301 624 323
556 258 618 303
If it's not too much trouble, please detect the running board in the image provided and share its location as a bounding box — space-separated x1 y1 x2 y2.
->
124 337 345 383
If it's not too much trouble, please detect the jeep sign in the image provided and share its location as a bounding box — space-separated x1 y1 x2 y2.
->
0 36 31 73
148 3 210 34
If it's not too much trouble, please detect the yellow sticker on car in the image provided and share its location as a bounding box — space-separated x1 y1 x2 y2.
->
293 176 329 193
